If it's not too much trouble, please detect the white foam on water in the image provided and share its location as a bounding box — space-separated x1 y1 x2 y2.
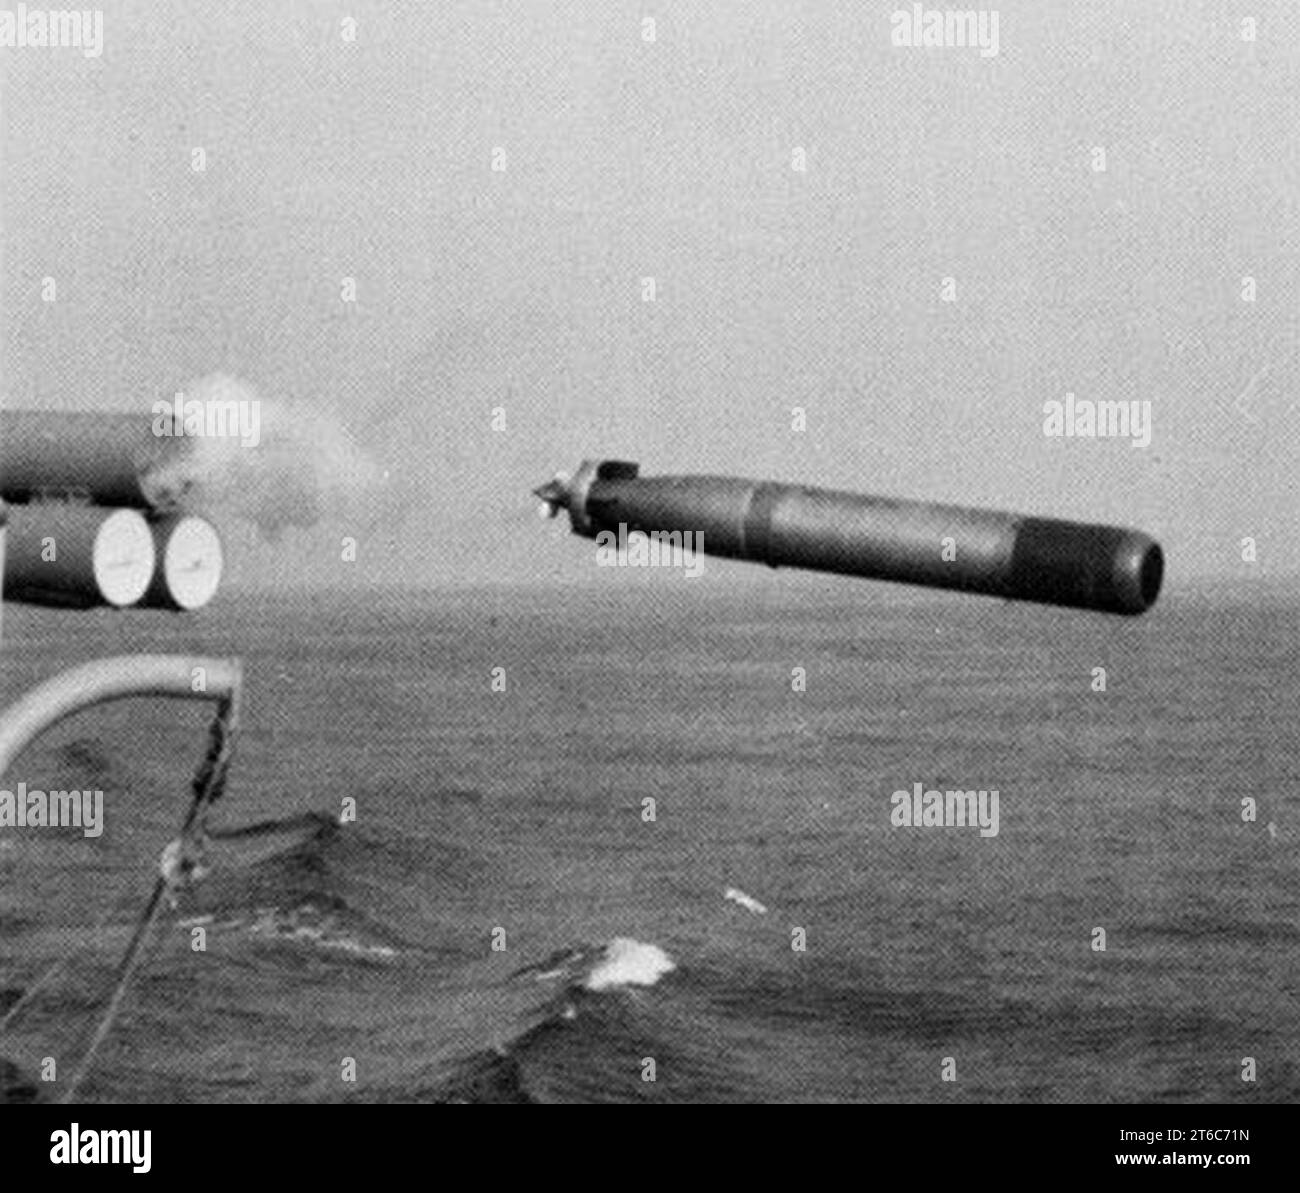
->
724 887 768 915
194 904 399 960
583 937 675 991
176 914 214 928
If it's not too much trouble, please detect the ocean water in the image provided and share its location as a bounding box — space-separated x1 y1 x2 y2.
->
0 578 1296 1103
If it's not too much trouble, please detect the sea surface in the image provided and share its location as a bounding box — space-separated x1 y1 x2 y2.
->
0 578 1296 1103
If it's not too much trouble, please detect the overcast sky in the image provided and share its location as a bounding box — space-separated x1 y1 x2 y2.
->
2 0 1295 589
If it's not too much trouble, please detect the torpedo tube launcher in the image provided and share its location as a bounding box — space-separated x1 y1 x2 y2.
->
535 460 1164 615
0 410 224 611
0 410 192 510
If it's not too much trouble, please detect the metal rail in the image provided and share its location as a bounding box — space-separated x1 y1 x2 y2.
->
0 655 241 775
0 653 243 1101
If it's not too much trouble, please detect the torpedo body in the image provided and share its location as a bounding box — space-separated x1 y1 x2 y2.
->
535 460 1163 616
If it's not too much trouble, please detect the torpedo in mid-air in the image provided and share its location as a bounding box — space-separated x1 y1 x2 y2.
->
535 460 1163 616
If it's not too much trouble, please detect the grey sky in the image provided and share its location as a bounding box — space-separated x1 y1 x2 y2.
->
2 1 1295 588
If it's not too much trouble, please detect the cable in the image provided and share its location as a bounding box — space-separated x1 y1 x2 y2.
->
0 898 123 1034
60 694 238 1103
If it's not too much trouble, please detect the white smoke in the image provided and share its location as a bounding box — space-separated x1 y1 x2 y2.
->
145 373 382 539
